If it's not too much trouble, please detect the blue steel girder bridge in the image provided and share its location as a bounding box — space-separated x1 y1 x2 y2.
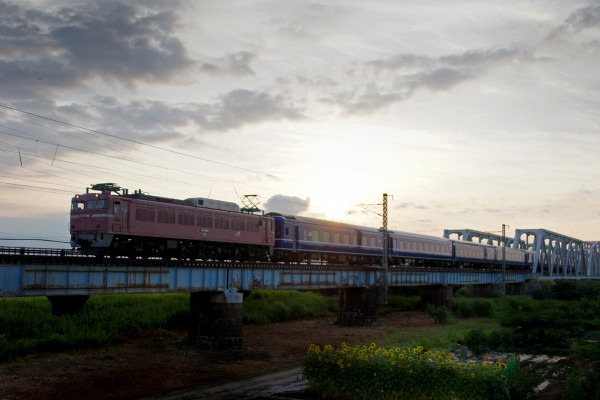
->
444 228 600 279
0 247 531 297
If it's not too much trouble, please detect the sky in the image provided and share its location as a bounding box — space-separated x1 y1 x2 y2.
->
0 0 599 248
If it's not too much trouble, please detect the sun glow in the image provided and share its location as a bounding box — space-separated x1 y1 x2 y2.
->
299 131 381 222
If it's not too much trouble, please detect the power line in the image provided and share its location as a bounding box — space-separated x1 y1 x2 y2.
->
0 103 276 177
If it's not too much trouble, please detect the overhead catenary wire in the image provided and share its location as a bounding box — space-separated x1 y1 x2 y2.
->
0 103 275 177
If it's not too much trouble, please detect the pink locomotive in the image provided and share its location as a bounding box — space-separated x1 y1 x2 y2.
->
70 183 274 260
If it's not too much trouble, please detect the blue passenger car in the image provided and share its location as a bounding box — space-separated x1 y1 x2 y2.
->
389 231 453 266
270 214 383 264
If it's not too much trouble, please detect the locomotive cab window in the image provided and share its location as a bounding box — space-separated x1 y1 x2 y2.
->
87 199 109 209
72 200 85 211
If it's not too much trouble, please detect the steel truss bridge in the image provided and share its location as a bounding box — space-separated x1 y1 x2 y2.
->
444 228 600 279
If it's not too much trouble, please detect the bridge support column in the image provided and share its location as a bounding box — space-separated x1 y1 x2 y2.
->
47 295 89 315
337 287 378 326
420 285 453 310
505 283 526 295
188 291 244 350
471 284 498 297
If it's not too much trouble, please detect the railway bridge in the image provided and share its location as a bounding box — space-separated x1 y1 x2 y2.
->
0 246 543 349
3 241 598 349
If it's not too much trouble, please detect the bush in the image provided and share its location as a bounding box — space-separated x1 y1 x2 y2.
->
0 294 189 362
243 290 336 324
427 304 452 324
302 343 541 400
462 329 516 355
563 368 600 400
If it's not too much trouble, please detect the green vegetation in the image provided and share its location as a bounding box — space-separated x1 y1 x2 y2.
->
302 343 543 400
302 281 600 399
0 293 189 362
0 290 337 362
3 281 600 397
243 290 337 324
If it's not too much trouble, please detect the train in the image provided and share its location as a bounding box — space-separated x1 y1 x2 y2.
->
70 183 533 269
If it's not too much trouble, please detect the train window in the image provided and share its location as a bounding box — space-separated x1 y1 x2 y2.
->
198 213 212 228
322 231 330 243
72 200 85 210
334 233 340 244
231 218 245 231
285 227 289 236
215 216 229 230
178 210 195 226
136 204 155 222
311 230 320 242
158 207 176 224
344 234 350 245
87 199 109 209
114 202 120 215
247 220 260 232
352 235 357 245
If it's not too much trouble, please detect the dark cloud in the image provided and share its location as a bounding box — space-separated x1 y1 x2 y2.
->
0 0 193 99
564 4 600 32
546 4 600 42
0 88 305 160
333 47 530 113
199 89 305 130
397 202 428 211
199 51 256 76
264 194 310 215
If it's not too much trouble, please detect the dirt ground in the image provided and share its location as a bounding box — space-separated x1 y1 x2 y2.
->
0 311 563 400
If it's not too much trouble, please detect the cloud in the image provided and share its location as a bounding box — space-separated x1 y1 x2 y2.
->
264 194 310 215
0 0 193 100
199 51 256 76
200 89 305 130
546 4 600 43
332 47 531 113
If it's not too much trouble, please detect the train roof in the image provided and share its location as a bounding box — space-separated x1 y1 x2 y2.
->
267 213 450 242
85 184 242 212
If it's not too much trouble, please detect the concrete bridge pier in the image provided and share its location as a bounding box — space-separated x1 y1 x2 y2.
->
47 295 89 315
188 291 244 349
420 285 453 310
471 284 498 297
337 287 378 326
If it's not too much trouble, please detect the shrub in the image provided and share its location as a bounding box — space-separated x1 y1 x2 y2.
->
563 368 600 400
0 294 189 362
243 290 336 324
427 304 452 324
302 343 541 400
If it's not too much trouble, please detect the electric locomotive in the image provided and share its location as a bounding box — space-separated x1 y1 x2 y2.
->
70 183 274 260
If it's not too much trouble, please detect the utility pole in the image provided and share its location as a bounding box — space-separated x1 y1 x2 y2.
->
502 224 506 294
381 193 389 305
350 194 390 304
